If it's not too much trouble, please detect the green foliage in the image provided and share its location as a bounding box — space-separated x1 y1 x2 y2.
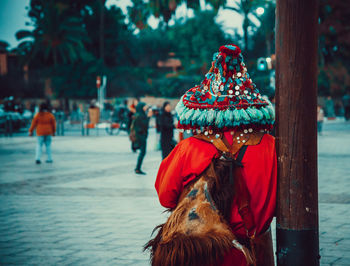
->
186 0 200 10
152 75 202 97
14 0 135 98
127 0 239 29
134 28 175 66
16 0 92 67
318 0 350 96
51 61 100 98
224 0 270 51
14 0 271 99
83 3 132 67
108 66 153 97
319 0 350 64
318 69 330 96
13 0 349 100
168 11 228 66
128 0 186 28
128 0 152 29
0 41 10 52
127 11 230 98
249 1 275 58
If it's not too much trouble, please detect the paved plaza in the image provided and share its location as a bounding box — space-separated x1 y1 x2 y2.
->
0 120 349 265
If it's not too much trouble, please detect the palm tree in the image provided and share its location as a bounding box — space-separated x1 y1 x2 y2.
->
128 0 184 29
205 0 227 12
16 0 90 67
15 0 92 96
0 41 10 53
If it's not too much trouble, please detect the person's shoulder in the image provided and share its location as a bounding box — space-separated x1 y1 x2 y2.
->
178 136 218 152
252 133 275 147
258 133 276 149
47 112 55 118
263 133 275 142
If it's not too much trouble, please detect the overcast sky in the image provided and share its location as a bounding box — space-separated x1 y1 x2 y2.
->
0 0 31 48
0 0 248 49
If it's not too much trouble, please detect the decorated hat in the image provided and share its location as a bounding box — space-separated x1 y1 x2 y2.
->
175 44 275 133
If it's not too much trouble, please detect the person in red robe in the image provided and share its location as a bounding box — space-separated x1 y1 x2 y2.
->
149 44 276 266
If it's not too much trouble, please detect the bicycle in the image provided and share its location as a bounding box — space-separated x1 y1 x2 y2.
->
105 107 129 135
105 119 129 135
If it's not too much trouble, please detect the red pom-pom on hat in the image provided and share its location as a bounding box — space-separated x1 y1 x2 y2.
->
219 44 241 57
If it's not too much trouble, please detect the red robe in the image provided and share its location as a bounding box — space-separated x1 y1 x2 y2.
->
155 133 277 266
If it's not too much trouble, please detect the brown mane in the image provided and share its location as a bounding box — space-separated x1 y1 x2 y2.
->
144 161 254 266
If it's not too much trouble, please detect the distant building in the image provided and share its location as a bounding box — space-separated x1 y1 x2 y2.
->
0 52 42 98
0 53 8 76
157 52 182 74
0 52 27 79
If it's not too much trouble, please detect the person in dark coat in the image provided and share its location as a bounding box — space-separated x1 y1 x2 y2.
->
159 102 175 159
133 102 152 175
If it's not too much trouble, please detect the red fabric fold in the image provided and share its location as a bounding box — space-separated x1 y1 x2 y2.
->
155 137 218 208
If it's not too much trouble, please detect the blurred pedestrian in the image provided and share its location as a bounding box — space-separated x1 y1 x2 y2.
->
29 103 56 164
29 102 36 116
45 98 52 112
132 102 152 175
127 98 139 132
342 90 350 121
70 102 81 122
55 105 65 136
154 106 161 151
317 105 324 134
159 102 175 159
325 96 335 119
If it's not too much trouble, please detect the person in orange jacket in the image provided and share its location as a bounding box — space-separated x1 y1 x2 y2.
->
29 103 56 164
147 44 276 266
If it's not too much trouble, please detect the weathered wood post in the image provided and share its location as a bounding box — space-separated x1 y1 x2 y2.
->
275 0 320 265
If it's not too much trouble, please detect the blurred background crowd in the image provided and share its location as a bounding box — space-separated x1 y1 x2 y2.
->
0 0 349 136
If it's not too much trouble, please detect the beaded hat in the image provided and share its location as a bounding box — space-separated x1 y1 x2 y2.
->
175 44 275 133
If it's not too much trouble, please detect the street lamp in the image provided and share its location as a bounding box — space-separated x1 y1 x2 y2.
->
256 7 265 15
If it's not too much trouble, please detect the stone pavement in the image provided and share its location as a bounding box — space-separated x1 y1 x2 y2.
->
316 120 350 265
0 120 349 265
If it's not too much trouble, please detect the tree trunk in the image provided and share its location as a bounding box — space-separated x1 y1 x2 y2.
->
243 16 249 51
275 0 320 265
99 0 105 64
265 33 272 57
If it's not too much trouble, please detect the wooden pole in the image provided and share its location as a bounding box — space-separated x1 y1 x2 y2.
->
275 0 320 265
